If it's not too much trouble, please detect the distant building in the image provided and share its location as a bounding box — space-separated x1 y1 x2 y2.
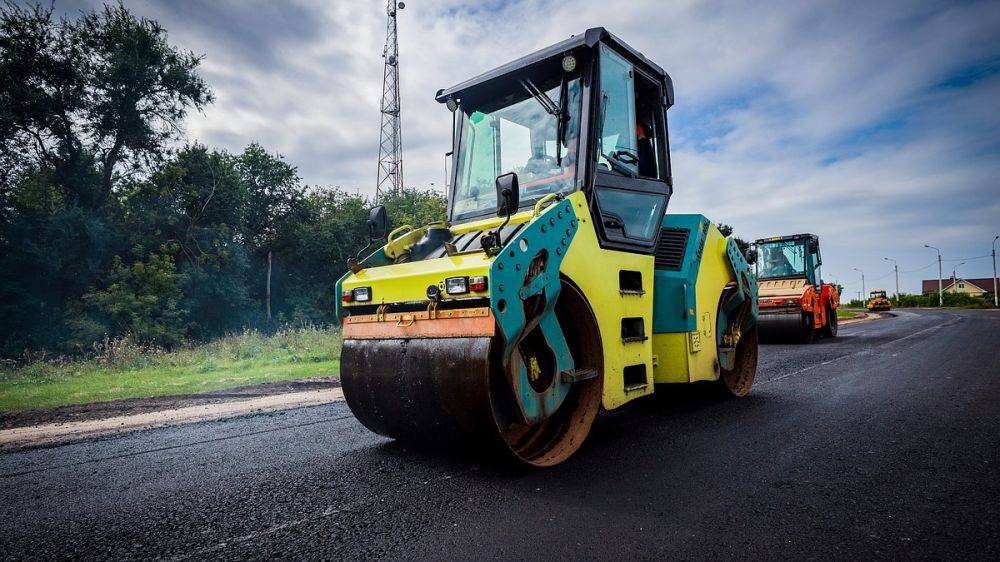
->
921 277 996 297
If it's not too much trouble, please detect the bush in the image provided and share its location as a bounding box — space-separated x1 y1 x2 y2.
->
72 252 187 348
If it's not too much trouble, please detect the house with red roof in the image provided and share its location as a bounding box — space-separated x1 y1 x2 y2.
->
921 277 996 297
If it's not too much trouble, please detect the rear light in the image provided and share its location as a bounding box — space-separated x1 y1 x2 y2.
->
353 287 372 302
445 276 469 295
341 290 353 303
469 276 488 292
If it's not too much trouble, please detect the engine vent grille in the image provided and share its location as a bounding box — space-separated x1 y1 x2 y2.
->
655 228 689 270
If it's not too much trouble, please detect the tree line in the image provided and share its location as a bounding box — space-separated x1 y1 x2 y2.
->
0 3 444 358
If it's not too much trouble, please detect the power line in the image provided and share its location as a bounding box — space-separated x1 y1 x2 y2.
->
942 254 990 262
901 261 936 274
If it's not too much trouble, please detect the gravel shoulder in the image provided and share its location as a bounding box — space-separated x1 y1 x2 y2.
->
0 377 340 431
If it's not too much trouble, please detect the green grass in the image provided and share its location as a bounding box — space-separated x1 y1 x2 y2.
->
837 309 861 320
0 327 342 413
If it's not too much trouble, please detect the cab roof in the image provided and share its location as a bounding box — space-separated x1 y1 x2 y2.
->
755 233 819 245
434 27 673 105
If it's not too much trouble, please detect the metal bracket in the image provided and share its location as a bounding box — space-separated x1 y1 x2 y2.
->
489 200 579 424
519 272 549 299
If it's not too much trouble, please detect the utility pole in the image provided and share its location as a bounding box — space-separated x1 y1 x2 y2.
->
993 235 998 308
952 262 966 287
884 257 899 301
853 267 865 302
266 250 272 322
375 1 405 201
925 245 942 306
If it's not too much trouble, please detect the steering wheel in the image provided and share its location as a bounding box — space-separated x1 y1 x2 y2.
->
612 150 639 165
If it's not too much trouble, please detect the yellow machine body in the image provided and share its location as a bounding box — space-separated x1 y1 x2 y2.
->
340 192 752 412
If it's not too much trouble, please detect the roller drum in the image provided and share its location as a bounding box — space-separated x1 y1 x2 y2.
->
341 337 501 449
758 311 809 342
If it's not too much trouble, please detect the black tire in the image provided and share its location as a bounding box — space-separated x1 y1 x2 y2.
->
822 305 838 338
800 313 816 343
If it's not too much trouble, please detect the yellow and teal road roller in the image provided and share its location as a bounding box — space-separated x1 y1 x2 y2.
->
337 28 759 467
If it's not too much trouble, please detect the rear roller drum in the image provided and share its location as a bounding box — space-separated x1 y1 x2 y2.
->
718 325 758 397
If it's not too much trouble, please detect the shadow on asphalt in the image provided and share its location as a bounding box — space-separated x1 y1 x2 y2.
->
350 382 781 478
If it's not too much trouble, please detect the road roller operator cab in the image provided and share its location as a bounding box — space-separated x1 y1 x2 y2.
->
336 28 760 467
753 234 840 343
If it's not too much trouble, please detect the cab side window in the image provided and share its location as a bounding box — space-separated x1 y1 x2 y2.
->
596 46 665 181
596 47 638 177
593 45 670 250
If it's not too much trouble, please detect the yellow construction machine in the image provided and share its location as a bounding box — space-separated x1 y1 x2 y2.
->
866 290 892 312
336 28 759 466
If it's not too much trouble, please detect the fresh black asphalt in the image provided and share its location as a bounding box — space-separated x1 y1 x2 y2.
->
2 309 998 560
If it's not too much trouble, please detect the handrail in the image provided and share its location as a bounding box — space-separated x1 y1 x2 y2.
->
387 224 414 244
533 193 560 217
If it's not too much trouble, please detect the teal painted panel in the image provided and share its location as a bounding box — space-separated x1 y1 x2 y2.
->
652 214 709 333
489 200 578 423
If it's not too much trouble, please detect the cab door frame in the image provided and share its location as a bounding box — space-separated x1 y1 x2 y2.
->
584 41 673 255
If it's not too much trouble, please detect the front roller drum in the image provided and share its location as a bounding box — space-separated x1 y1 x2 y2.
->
341 333 602 467
758 311 813 343
341 337 495 447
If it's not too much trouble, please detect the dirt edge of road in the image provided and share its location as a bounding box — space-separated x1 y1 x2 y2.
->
840 311 891 325
1 377 341 431
0 380 345 451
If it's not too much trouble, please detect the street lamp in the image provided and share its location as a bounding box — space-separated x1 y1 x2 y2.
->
924 244 942 307
853 267 865 303
883 257 899 300
992 235 998 308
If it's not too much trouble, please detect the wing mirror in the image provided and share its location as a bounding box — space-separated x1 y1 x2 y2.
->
481 172 519 256
367 205 388 240
495 172 519 217
349 205 389 273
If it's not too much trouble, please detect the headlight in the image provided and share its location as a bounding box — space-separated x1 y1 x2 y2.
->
445 276 468 295
353 287 372 302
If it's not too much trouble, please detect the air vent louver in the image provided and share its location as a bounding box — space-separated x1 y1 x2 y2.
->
655 228 689 270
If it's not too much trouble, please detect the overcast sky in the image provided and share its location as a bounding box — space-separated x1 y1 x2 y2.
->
51 0 1000 296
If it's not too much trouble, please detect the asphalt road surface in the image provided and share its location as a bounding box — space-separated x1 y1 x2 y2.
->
3 309 999 560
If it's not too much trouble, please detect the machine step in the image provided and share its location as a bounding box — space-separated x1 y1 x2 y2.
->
561 369 598 383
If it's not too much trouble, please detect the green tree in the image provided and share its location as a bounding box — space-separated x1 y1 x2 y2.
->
0 2 211 356
379 188 447 230
124 145 253 336
281 189 369 324
716 223 750 255
0 2 212 207
233 144 306 323
72 251 187 347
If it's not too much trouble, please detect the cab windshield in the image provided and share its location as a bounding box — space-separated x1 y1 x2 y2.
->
452 73 582 221
757 240 808 279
